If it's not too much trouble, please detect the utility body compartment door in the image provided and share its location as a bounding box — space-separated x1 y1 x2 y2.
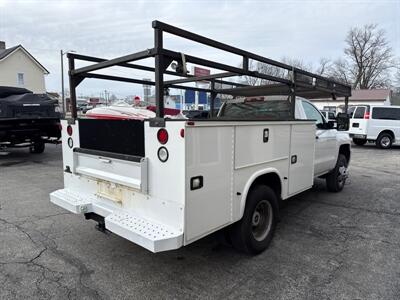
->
184 121 315 244
184 125 234 244
288 124 315 196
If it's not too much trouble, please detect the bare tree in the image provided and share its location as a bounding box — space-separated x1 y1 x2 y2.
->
240 57 310 86
281 57 312 72
393 66 400 94
330 58 351 85
331 24 395 89
239 24 397 90
241 60 264 86
315 58 331 76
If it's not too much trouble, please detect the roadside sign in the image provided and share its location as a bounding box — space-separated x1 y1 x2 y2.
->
193 66 210 78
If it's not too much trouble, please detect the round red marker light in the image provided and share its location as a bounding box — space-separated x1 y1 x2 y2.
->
67 125 73 136
157 128 168 144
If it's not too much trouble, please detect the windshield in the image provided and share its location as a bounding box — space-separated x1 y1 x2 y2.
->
218 99 291 120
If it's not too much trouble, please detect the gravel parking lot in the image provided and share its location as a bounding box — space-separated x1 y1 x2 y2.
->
0 144 399 299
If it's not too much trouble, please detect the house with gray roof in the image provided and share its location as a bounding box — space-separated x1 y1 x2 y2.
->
0 41 49 93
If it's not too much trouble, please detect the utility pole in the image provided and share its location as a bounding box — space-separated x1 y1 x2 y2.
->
104 90 108 106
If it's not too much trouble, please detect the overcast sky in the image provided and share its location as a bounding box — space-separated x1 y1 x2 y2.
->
0 0 399 98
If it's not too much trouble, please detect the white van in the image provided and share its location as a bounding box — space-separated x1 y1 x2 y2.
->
348 105 400 148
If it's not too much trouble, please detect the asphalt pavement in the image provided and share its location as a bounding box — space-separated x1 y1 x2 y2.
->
0 143 399 299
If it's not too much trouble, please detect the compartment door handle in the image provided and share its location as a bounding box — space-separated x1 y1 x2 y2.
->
99 157 111 164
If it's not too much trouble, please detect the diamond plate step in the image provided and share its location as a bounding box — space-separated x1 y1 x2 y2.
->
50 189 93 214
105 212 183 252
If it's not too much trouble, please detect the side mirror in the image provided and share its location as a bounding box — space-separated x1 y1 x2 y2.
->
336 113 350 131
317 122 334 130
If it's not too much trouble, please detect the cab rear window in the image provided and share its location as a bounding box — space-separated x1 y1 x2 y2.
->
219 100 291 119
353 107 366 119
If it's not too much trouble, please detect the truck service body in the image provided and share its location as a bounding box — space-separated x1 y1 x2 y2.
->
50 21 352 254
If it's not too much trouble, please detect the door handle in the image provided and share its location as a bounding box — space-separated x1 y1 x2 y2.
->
263 128 269 142
315 136 319 139
99 157 111 163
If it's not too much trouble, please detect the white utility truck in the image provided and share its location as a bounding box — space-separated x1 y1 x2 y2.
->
348 105 400 149
50 21 352 254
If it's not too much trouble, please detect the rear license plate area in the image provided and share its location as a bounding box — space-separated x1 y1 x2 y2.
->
354 134 366 139
97 181 123 203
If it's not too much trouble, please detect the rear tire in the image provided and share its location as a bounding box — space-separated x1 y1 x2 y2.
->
376 133 393 149
30 141 45 154
352 138 367 146
229 185 278 255
326 154 348 192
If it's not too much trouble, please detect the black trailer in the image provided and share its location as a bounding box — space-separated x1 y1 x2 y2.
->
0 86 61 153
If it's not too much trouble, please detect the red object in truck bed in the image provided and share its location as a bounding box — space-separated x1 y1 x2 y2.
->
85 106 155 120
146 106 180 116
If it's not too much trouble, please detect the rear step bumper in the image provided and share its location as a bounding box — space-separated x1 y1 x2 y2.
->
50 189 183 252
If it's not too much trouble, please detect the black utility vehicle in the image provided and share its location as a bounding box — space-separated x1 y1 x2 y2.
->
0 86 61 153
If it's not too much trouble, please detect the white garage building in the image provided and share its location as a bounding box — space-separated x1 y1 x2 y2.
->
311 89 392 112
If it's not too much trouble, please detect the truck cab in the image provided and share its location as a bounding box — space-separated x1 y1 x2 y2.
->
297 99 350 177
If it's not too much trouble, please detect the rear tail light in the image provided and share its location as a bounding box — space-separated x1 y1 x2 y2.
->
364 112 370 119
67 125 73 136
180 128 185 138
157 128 168 144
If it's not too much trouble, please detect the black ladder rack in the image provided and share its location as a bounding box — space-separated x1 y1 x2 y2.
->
67 20 351 121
